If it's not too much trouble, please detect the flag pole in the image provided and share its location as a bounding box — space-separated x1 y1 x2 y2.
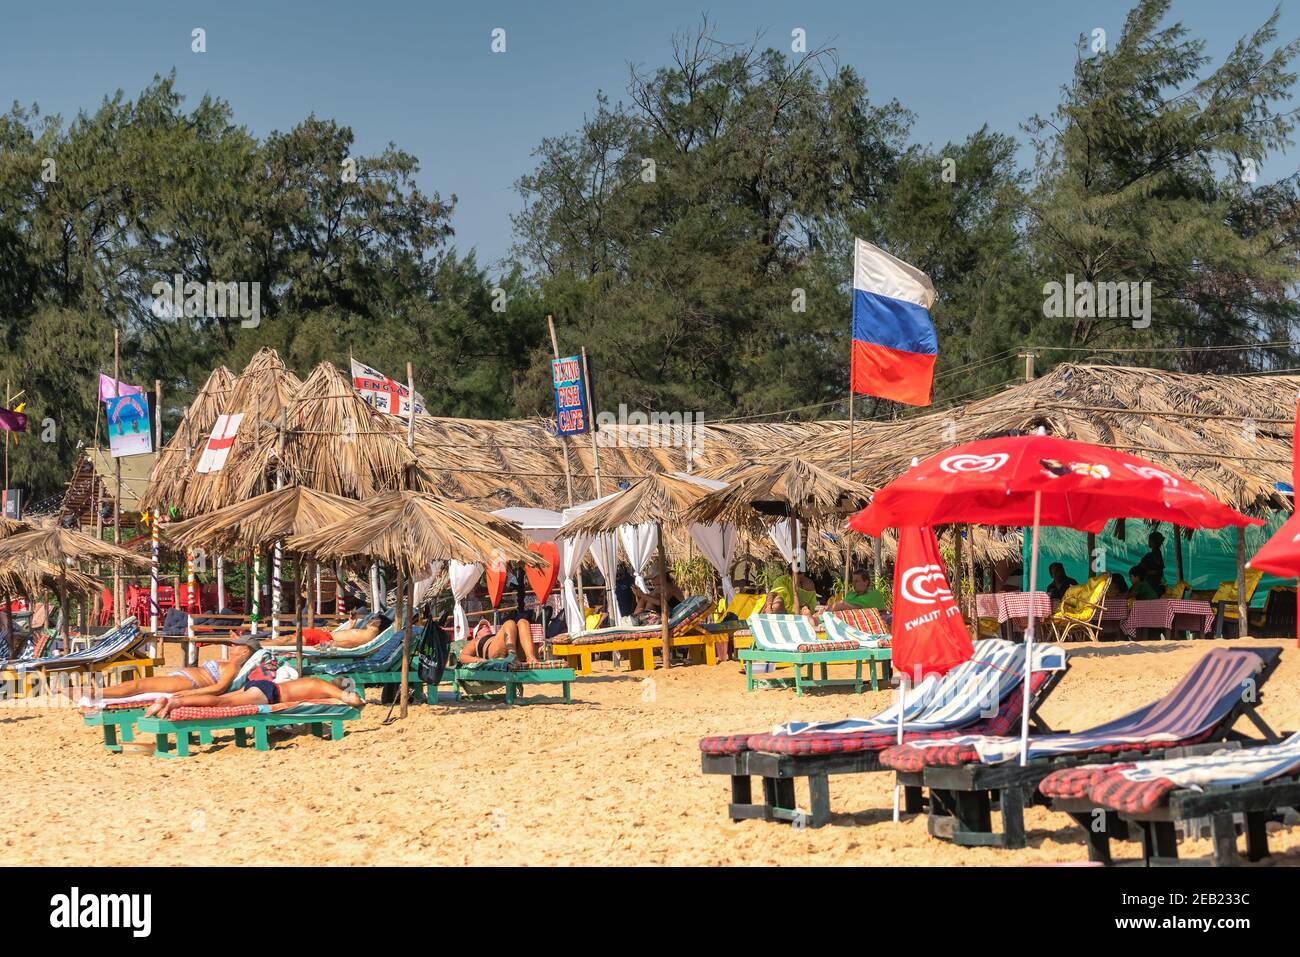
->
112 327 122 628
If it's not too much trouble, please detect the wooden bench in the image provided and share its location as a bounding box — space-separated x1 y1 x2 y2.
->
136 707 360 758
551 637 656 675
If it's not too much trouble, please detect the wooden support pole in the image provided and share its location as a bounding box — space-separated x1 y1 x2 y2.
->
1174 527 1185 586
951 526 964 622
657 524 671 669
398 563 410 718
581 347 602 496
1236 527 1248 638
294 558 304 678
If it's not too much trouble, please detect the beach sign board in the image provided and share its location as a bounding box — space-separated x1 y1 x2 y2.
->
551 355 590 435
104 393 153 458
195 413 243 474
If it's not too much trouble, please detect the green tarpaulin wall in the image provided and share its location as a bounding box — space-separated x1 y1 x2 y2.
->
1022 515 1291 608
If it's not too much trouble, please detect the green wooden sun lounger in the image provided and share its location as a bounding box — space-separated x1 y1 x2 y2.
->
83 707 215 753
452 665 576 704
135 704 361 758
737 647 893 694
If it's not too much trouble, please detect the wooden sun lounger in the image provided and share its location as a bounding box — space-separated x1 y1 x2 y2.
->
452 665 576 704
737 646 893 695
895 648 1284 850
83 707 214 753
702 665 1067 829
551 636 657 675
1044 749 1300 866
136 707 361 758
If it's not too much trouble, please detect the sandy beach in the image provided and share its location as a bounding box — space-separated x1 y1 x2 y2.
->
1 638 1297 867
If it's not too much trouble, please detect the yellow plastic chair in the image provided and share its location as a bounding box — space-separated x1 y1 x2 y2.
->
717 591 765 623
1211 568 1264 621
1048 575 1110 642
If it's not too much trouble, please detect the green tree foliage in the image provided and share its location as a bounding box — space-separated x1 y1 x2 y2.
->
1 1 1297 510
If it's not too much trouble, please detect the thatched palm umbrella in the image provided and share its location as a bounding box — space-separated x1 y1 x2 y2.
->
165 486 371 673
0 526 150 653
685 457 873 609
141 366 235 512
290 490 540 717
0 516 30 539
562 472 720 664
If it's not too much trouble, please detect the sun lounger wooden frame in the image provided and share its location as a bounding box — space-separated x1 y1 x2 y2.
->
737 646 893 695
83 707 214 753
551 636 656 675
898 649 1284 850
1045 754 1300 866
451 666 576 704
135 707 361 758
703 668 1067 829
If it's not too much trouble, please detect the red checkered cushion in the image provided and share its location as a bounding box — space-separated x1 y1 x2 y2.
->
699 733 760 756
881 730 1215 773
832 607 887 634
1039 763 1137 800
166 704 260 721
1090 774 1178 814
794 640 861 653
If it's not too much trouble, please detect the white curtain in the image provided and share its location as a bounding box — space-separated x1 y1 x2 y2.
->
767 518 805 570
411 561 446 610
558 532 591 631
589 532 621 623
449 560 482 641
690 522 738 602
619 522 658 591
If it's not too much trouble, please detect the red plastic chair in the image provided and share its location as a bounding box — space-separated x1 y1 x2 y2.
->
98 587 113 626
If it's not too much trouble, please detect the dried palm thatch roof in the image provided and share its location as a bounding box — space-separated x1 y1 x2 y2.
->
804 364 1300 517
173 349 301 516
0 516 30 539
0 557 101 598
0 525 150 569
684 457 873 532
279 362 417 499
563 472 720 537
165 486 370 554
141 366 234 511
407 416 845 510
288 490 540 570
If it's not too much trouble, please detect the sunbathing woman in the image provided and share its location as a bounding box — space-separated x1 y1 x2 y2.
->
142 638 362 718
69 631 263 701
275 612 393 650
456 618 541 665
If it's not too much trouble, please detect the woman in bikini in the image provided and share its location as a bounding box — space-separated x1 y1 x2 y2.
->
456 617 542 665
70 631 258 701
142 635 363 718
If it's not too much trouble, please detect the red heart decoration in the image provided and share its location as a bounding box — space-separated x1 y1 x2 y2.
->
485 563 507 609
525 541 560 604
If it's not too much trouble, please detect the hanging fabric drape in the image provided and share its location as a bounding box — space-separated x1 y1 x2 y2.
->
558 531 592 630
619 523 658 591
589 532 621 623
448 560 482 641
689 522 738 602
768 518 797 563
411 561 447 610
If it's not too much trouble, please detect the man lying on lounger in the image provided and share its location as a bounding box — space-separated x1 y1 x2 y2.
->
140 634 362 718
456 618 542 665
276 611 394 650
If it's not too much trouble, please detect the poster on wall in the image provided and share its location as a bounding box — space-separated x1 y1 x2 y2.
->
551 355 590 436
104 394 153 458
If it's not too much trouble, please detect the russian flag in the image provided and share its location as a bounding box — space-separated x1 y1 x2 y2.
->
851 239 938 406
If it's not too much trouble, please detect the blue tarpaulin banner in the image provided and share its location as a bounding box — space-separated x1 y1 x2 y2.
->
552 355 590 435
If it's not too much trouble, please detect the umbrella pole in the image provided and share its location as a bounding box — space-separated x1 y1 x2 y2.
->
1020 490 1043 767
399 563 410 719
657 525 671 670
892 673 909 822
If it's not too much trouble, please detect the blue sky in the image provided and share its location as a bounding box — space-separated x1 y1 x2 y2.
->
2 0 1295 270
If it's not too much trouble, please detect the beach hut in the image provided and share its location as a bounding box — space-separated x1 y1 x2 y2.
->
290 490 539 716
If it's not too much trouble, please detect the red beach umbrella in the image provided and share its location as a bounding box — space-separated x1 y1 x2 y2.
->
848 430 1260 764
